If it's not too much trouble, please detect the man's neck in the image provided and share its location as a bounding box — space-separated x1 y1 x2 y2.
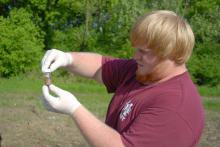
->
143 63 187 85
153 63 187 85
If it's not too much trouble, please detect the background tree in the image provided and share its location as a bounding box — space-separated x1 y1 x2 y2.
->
0 0 219 86
0 8 44 77
187 0 220 86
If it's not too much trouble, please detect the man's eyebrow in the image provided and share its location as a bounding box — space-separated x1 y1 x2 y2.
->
137 48 151 53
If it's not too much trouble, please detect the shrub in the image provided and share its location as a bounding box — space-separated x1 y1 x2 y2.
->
0 8 44 77
188 43 220 86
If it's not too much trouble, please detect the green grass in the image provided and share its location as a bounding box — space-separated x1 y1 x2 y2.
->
197 85 220 112
0 74 112 118
203 97 220 112
0 73 106 94
0 74 220 116
198 85 220 97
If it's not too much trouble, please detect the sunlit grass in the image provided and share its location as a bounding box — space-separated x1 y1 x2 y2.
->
0 74 111 118
203 97 220 112
0 74 219 116
198 85 220 97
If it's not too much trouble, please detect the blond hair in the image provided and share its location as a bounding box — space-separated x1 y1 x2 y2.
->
130 10 195 64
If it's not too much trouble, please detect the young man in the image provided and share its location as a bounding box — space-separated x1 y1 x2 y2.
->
41 10 204 147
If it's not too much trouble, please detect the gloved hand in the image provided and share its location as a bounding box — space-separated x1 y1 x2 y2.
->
41 84 81 115
41 49 73 73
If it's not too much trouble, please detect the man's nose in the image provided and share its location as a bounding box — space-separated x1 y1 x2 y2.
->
133 50 141 60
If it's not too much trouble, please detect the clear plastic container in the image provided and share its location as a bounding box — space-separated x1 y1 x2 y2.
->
44 72 51 86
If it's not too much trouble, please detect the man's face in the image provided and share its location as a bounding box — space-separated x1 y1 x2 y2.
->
133 45 167 84
133 46 159 76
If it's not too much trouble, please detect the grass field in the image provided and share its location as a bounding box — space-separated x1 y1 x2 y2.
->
0 74 220 146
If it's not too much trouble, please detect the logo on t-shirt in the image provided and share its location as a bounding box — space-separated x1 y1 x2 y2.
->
120 100 133 121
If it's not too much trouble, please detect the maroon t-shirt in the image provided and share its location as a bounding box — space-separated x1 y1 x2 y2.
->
102 57 205 147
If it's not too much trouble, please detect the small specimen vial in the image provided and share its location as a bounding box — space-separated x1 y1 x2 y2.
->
44 72 51 86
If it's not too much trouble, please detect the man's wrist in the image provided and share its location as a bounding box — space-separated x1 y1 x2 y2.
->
65 52 73 66
70 101 81 116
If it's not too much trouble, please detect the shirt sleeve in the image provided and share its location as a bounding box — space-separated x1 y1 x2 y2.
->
101 56 136 93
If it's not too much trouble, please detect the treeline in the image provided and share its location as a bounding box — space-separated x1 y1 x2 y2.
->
0 0 219 86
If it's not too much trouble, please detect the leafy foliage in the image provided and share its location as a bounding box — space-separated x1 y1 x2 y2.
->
0 0 219 86
0 8 44 77
188 43 220 86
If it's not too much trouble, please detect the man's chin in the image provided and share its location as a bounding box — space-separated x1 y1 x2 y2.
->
135 59 168 84
135 71 160 84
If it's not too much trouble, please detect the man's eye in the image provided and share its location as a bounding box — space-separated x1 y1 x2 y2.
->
136 48 152 54
136 48 144 53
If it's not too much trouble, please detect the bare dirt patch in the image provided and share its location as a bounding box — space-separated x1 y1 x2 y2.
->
199 110 220 147
0 104 220 147
0 106 88 147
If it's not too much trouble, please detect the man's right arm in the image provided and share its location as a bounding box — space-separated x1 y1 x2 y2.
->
67 52 103 83
41 49 103 84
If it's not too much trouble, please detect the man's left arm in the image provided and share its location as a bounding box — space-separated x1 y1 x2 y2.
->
72 105 124 147
41 84 124 147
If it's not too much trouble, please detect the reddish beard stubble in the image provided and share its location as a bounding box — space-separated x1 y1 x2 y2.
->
135 60 168 84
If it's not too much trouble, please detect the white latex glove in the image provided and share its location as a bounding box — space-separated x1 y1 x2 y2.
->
41 49 73 73
41 84 81 115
